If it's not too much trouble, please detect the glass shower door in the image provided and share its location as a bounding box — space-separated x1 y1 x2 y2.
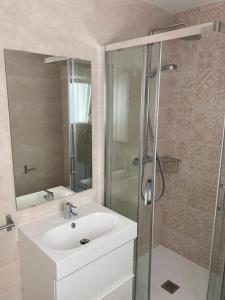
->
208 120 225 300
105 46 146 221
105 43 162 300
135 43 162 300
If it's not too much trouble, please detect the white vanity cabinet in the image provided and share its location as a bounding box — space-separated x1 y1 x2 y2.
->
20 240 134 300
56 242 134 300
18 202 137 300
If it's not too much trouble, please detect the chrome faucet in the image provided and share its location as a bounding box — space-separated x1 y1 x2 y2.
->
63 202 78 219
43 189 54 201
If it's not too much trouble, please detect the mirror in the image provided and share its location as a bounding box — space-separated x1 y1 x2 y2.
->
4 49 92 210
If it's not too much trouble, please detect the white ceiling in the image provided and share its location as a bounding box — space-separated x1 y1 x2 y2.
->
145 0 221 13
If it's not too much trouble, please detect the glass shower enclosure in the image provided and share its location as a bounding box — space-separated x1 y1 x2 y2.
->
105 21 225 300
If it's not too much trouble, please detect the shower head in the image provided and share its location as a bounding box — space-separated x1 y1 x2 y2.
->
148 64 177 78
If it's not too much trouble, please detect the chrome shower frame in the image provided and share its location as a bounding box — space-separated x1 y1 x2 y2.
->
106 21 225 51
104 20 225 300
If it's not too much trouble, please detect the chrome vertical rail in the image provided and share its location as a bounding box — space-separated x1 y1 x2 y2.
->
134 45 148 300
148 42 162 300
67 59 72 189
138 49 148 206
104 51 113 209
67 59 76 191
106 22 224 51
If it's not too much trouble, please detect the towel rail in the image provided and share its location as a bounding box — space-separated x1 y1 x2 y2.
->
0 215 15 232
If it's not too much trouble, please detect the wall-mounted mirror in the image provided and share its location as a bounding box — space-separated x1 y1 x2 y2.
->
4 49 92 210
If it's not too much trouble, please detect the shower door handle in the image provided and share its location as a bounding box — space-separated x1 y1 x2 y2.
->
144 179 152 205
144 190 151 206
70 155 76 175
219 183 225 189
218 183 225 211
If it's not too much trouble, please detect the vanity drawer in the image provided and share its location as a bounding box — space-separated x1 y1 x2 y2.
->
56 241 134 300
100 277 133 300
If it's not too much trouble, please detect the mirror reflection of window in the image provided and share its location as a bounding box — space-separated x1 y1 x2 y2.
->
67 60 92 192
113 69 128 143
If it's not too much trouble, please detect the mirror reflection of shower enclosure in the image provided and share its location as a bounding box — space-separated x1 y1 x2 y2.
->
67 59 92 192
4 50 92 210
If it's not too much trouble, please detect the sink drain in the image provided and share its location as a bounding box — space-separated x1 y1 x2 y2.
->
80 238 90 245
71 222 76 229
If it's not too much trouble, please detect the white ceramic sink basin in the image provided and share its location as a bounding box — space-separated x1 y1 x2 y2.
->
18 202 137 280
42 212 121 250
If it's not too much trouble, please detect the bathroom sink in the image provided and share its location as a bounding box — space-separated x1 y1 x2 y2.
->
18 202 137 280
42 212 121 250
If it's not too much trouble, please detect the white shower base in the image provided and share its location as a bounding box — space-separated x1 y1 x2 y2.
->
139 245 209 300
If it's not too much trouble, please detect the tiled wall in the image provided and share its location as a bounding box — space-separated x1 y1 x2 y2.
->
0 1 172 299
156 1 225 269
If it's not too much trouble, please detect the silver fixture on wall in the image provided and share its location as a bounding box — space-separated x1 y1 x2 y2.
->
132 155 181 174
147 63 177 78
132 155 153 166
0 215 15 232
159 156 181 174
43 189 54 201
24 165 36 174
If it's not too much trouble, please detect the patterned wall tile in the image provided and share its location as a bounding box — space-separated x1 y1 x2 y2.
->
183 235 211 269
200 1 224 23
176 8 201 26
159 6 225 268
161 226 186 256
161 201 186 231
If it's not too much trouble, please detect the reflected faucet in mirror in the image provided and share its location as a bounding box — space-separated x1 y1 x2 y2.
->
43 190 54 201
24 165 37 174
